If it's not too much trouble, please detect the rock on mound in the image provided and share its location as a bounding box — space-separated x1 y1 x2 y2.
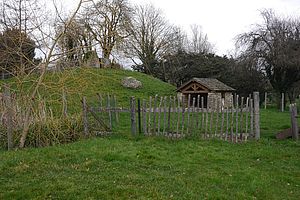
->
121 77 142 89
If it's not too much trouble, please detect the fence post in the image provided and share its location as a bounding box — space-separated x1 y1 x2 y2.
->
142 99 147 135
4 85 13 150
264 92 267 109
153 95 158 135
114 95 119 124
82 97 89 136
137 98 142 134
148 96 152 134
130 97 136 136
290 104 299 140
107 94 112 130
281 93 285 112
253 92 260 140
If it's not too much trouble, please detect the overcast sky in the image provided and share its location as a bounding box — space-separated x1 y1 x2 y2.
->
62 0 300 56
129 0 300 56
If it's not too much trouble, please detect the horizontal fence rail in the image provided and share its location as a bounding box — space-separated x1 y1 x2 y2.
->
86 92 261 143
128 93 260 142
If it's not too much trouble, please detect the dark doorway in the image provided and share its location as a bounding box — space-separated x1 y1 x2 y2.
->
189 93 208 108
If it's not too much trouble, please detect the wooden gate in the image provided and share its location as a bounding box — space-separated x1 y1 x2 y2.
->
82 93 120 136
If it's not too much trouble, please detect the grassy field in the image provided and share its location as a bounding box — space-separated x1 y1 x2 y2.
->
0 68 299 199
0 109 299 199
0 139 299 199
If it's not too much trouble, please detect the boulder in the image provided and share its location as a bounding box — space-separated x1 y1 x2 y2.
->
121 77 142 89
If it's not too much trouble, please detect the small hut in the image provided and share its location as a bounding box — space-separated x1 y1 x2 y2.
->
177 78 235 108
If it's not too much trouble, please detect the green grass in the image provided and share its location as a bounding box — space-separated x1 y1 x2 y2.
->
3 68 176 114
0 109 299 199
261 108 292 139
0 138 299 199
0 68 299 199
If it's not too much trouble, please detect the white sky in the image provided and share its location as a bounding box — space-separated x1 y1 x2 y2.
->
129 0 300 56
62 0 300 56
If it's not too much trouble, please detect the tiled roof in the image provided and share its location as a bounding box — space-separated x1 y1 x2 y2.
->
177 78 235 92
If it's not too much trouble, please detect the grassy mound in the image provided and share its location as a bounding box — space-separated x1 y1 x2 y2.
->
0 68 176 148
5 68 176 114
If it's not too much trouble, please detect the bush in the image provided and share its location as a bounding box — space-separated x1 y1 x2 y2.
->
0 114 83 149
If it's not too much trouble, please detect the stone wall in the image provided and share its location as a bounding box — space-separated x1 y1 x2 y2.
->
224 93 233 108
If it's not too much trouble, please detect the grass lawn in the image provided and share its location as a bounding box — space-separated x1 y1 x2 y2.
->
0 68 299 199
0 109 299 199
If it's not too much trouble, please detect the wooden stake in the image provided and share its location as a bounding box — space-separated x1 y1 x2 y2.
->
215 99 220 137
281 93 285 112
245 97 249 140
167 96 172 133
130 97 136 136
209 100 214 138
201 97 204 133
137 98 142 134
157 97 163 135
163 96 167 135
191 97 196 136
221 101 225 139
264 92 267 109
196 95 200 129
250 99 254 138
176 95 180 135
235 95 239 141
181 97 185 135
186 94 191 135
82 97 89 136
4 85 13 150
225 108 229 141
153 95 158 134
253 92 260 140
142 99 147 135
148 96 152 134
290 104 299 140
107 94 112 130
97 93 103 108
240 97 244 140
205 102 209 138
231 97 234 142
114 95 119 124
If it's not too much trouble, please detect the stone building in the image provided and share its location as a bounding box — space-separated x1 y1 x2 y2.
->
176 78 235 108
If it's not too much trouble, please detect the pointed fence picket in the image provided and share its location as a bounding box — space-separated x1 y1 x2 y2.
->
129 92 260 142
82 92 260 142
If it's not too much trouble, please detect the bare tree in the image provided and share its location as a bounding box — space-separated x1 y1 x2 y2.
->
189 24 214 54
0 0 42 76
84 0 131 66
125 4 180 74
18 0 89 148
56 17 94 67
0 28 36 77
0 0 41 32
237 9 300 103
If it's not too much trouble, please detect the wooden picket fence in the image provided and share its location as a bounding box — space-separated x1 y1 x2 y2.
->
129 93 260 142
83 92 261 142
